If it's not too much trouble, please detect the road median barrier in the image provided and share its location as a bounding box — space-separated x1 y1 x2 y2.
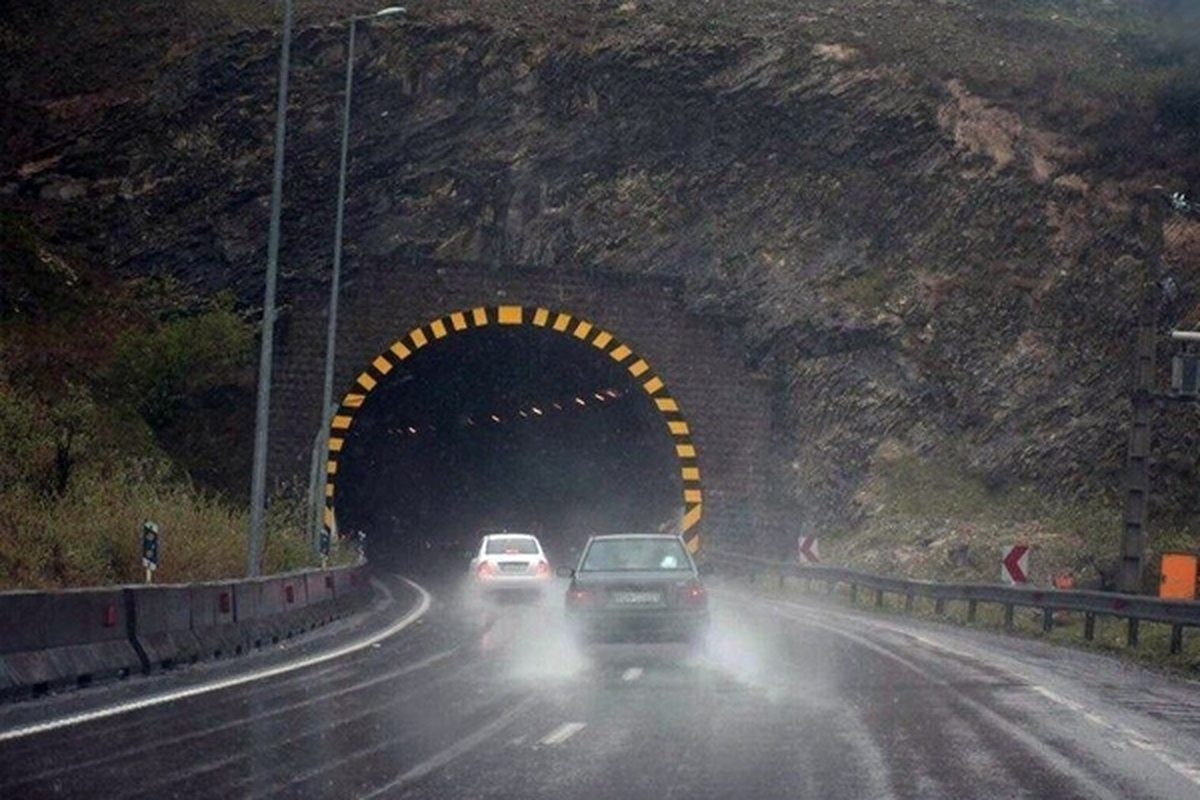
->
132 584 203 672
0 588 144 700
0 564 374 701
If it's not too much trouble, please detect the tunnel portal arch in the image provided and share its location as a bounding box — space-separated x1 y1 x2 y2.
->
322 305 704 552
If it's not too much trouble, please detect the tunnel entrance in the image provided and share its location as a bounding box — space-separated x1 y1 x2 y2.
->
327 307 702 571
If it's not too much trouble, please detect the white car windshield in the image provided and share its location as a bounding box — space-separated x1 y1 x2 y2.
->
484 536 539 555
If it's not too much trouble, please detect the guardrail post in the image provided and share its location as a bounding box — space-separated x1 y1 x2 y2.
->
1084 612 1096 641
934 598 945 616
849 583 858 604
1170 624 1184 655
1004 604 1015 631
967 599 978 622
1041 607 1054 633
904 593 914 613
875 589 884 608
1127 618 1140 648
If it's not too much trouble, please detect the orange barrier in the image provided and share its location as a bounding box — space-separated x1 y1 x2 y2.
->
1160 553 1199 601
1052 571 1076 624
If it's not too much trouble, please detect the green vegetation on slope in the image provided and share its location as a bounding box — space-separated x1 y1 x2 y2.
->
0 214 327 590
832 452 1194 596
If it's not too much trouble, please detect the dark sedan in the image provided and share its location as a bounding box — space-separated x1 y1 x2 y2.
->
558 533 710 646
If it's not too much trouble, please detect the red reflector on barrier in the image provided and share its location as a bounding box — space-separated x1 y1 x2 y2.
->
285 585 295 604
219 592 231 614
103 604 118 628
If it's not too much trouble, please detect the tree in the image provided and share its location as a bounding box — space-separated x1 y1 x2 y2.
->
109 294 254 429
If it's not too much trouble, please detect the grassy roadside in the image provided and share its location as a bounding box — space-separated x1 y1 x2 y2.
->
0 462 352 591
0 214 344 591
828 452 1198 594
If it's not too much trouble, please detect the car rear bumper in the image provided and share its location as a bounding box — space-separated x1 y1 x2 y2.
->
566 608 710 643
473 576 552 595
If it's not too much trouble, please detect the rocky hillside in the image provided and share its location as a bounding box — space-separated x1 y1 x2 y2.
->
3 0 1199 579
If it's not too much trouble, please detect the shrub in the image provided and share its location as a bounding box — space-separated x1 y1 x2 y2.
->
0 458 322 590
108 294 253 429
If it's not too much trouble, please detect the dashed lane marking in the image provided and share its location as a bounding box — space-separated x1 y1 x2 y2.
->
538 722 587 746
622 667 644 682
363 696 540 797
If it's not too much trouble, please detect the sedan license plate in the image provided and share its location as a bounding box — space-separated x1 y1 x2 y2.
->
611 591 662 605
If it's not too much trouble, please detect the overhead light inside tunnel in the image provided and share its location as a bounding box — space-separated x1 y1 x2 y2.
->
378 384 628 439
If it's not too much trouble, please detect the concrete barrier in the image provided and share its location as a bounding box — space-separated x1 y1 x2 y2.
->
304 572 337 627
0 565 375 700
0 591 52 696
132 585 203 670
232 578 269 648
333 566 370 613
189 582 245 659
0 588 144 698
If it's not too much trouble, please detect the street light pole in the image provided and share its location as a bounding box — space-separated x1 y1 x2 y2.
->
249 0 294 578
1118 191 1166 594
312 6 407 555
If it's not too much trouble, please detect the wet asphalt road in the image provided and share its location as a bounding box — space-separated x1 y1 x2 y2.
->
2 571 1199 799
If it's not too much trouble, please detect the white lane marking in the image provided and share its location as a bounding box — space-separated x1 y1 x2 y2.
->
364 696 539 797
1029 684 1200 785
0 577 432 743
622 667 643 682
744 588 1200 791
909 633 985 663
538 722 587 746
1030 685 1086 714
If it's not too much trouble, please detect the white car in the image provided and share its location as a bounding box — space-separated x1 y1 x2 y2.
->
468 532 553 601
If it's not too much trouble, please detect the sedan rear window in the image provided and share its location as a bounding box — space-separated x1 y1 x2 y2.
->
581 538 690 572
485 536 539 555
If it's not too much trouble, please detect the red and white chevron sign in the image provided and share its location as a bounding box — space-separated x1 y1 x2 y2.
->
1001 544 1029 584
797 535 820 564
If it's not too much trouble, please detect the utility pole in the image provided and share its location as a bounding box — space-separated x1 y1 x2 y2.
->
248 0 294 577
1118 192 1166 594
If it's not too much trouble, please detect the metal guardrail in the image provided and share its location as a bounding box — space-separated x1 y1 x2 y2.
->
705 549 1200 655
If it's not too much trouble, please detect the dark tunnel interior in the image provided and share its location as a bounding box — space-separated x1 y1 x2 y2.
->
335 324 685 573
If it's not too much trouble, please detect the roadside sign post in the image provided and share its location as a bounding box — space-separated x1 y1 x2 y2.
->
798 535 820 565
319 526 331 569
142 521 160 584
1001 543 1029 585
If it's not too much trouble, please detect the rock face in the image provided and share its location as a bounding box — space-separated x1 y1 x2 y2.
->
3 1 1200 535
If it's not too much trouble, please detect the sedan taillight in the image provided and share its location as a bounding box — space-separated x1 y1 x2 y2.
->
681 582 708 607
566 587 597 606
477 561 497 579
535 560 551 578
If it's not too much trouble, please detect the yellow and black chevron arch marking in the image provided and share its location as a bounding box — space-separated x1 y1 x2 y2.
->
323 305 704 553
